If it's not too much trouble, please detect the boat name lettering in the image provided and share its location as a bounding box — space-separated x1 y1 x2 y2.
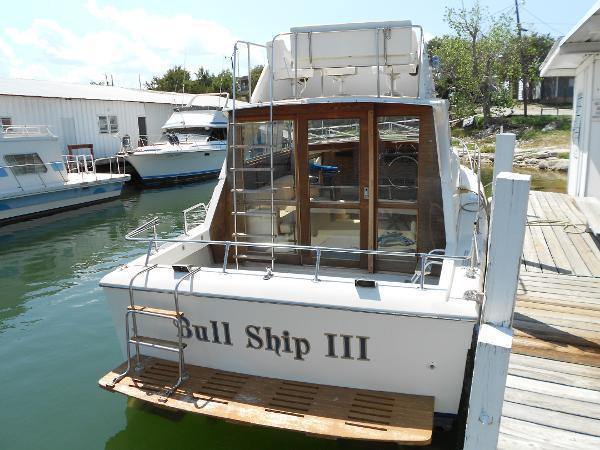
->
177 318 369 362
179 317 233 346
246 325 310 361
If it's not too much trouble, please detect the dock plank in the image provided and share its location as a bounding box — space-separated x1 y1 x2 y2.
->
500 191 600 448
499 417 600 450
501 401 600 436
528 193 573 274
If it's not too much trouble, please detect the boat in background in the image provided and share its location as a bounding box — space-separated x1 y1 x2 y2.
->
0 125 130 224
123 94 236 184
100 21 488 445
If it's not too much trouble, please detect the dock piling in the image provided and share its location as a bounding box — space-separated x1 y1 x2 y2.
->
492 133 517 190
464 172 531 450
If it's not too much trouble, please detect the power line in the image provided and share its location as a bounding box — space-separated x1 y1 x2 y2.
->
521 6 564 35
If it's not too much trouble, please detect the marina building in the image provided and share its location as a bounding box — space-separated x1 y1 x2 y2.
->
0 78 192 158
541 1 600 207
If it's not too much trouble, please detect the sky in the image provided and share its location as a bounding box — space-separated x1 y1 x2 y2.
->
0 0 595 88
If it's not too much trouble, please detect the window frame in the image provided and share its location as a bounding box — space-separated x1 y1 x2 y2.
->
1 117 12 131
98 115 118 134
4 153 48 176
221 102 445 273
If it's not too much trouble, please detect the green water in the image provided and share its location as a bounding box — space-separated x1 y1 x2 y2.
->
0 182 383 450
480 165 567 197
0 170 566 450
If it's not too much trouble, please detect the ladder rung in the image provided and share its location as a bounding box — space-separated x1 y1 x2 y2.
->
231 211 277 217
230 167 273 172
127 305 183 318
231 188 277 194
235 254 275 262
232 232 276 239
129 336 186 352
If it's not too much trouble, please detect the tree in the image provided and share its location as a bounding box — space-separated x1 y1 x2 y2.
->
440 1 516 123
506 32 555 103
145 66 191 93
250 65 264 92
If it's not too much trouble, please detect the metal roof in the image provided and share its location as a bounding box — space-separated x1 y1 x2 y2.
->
540 1 600 76
0 77 196 104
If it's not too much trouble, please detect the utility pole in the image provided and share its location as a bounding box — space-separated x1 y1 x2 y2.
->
515 0 528 116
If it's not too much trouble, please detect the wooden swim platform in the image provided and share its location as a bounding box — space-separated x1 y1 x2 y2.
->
499 190 600 449
99 356 434 445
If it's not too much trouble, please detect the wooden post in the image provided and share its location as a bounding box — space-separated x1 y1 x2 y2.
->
483 172 531 327
464 324 513 450
464 172 531 450
492 133 516 187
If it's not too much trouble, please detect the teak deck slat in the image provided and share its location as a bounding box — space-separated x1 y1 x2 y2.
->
100 357 434 445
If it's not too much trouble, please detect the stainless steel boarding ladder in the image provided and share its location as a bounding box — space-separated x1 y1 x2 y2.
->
111 228 201 401
229 136 277 268
231 41 276 269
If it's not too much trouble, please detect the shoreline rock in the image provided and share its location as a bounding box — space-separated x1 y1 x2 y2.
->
458 147 569 171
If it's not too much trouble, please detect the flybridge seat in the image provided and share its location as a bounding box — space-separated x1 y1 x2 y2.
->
290 21 418 69
263 21 423 99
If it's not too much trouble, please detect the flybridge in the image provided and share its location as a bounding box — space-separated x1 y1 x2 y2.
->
239 21 433 102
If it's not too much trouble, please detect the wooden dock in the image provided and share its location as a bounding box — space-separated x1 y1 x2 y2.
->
498 191 600 449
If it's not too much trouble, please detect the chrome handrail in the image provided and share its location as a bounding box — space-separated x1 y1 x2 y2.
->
0 155 126 187
1 125 55 137
126 218 472 290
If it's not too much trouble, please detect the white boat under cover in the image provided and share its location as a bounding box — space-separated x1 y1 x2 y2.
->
100 21 489 442
0 125 130 224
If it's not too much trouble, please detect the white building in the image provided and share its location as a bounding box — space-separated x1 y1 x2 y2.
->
0 78 193 158
541 1 600 204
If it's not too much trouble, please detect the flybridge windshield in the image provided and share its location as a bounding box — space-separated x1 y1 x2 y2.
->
160 127 226 143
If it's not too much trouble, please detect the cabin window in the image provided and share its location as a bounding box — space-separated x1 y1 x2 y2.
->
308 119 360 202
4 153 47 175
230 120 297 252
98 115 118 134
377 209 417 252
209 127 227 141
377 116 419 202
310 208 360 260
1 117 11 131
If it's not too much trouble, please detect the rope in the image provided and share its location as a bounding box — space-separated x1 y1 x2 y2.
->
526 218 588 234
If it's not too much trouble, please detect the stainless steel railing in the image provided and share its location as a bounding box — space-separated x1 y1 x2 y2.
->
0 155 127 191
1 125 55 137
126 217 472 289
183 202 209 234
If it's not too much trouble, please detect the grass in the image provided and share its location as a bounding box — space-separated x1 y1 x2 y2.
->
452 115 571 151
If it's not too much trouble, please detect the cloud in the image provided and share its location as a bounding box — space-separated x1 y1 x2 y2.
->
0 1 241 87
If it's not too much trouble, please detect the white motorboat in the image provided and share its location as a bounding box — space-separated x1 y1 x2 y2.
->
99 21 488 445
0 125 130 224
124 94 231 183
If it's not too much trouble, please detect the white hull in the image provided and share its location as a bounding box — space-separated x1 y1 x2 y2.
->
126 147 226 182
0 177 128 223
102 263 478 415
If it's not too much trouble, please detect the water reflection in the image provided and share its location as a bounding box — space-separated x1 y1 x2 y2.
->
0 181 216 329
105 398 355 450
